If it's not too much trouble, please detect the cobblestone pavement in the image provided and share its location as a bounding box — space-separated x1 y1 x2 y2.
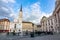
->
0 34 60 40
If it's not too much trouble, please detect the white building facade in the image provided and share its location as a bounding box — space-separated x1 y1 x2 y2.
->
9 5 23 36
53 0 60 33
41 15 56 33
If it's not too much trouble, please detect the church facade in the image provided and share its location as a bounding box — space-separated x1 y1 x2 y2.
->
9 5 38 35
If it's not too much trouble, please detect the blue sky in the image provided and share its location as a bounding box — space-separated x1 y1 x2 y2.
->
15 0 55 13
0 0 56 24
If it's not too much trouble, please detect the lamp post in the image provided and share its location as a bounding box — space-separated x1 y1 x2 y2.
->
32 23 34 37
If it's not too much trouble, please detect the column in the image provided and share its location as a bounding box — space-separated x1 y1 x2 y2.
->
56 12 59 33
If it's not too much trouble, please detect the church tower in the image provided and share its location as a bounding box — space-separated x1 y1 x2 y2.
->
17 5 23 36
10 5 23 36
18 5 22 23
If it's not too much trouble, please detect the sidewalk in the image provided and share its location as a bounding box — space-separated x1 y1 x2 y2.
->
0 34 60 40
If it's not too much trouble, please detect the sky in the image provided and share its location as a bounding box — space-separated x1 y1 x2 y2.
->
0 0 56 24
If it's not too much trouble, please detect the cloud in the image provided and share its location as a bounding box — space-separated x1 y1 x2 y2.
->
23 2 52 24
0 0 53 24
1 0 15 3
0 0 16 21
0 7 10 17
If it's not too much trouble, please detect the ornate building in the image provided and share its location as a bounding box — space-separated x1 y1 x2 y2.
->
41 16 47 32
9 5 23 36
0 18 10 32
37 25 42 32
13 5 23 35
40 15 56 33
53 0 60 33
47 15 55 32
40 0 60 33
9 5 37 36
22 21 37 35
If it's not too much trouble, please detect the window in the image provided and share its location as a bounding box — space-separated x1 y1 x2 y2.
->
55 14 57 23
51 26 53 28
48 20 50 25
46 23 47 26
43 22 44 26
51 19 53 25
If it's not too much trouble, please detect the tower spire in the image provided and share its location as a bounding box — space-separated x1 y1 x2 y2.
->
20 4 22 11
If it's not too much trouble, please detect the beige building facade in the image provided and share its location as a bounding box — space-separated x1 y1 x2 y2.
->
0 18 10 32
22 21 34 32
37 25 42 31
22 21 37 33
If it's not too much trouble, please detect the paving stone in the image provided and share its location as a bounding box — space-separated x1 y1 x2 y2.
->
0 34 60 40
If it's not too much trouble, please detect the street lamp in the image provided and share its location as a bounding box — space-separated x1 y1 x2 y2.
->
32 23 34 37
